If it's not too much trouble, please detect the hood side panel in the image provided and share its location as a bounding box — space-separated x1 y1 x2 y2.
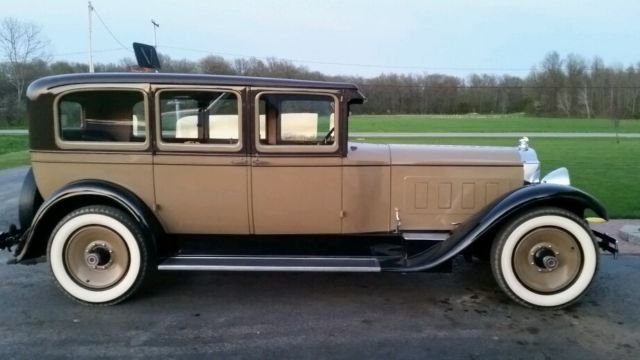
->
344 142 391 165
391 165 523 231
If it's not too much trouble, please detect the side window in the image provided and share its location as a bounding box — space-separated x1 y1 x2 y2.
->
58 90 146 143
257 94 335 146
159 90 240 145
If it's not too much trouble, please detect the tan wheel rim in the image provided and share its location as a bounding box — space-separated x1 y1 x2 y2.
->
64 225 130 289
513 227 583 293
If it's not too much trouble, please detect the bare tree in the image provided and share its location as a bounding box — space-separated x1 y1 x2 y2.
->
0 17 49 103
578 85 591 118
199 55 234 75
557 89 571 117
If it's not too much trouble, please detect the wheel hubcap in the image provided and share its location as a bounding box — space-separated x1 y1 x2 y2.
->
64 226 130 289
513 227 583 293
532 246 559 271
84 242 114 269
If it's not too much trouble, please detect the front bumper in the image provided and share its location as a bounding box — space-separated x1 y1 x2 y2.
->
593 230 619 258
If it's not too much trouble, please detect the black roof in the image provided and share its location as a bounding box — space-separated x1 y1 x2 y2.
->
27 72 361 99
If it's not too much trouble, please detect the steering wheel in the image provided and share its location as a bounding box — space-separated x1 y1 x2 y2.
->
322 127 335 145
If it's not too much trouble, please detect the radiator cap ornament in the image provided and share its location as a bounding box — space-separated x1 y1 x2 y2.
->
518 136 530 150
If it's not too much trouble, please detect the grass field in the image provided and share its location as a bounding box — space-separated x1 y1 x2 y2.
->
0 150 29 170
0 136 29 170
362 137 640 218
0 123 28 130
349 114 640 133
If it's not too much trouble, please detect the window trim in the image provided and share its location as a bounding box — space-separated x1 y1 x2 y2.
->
154 87 244 153
253 90 340 154
53 86 151 151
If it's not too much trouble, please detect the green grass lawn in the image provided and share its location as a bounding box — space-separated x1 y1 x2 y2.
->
0 123 28 130
0 150 29 170
0 136 29 170
363 136 640 218
350 114 640 133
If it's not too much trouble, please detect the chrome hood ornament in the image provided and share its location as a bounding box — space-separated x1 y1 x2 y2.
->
518 136 530 151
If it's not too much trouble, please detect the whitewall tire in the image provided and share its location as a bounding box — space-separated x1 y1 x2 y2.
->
491 207 598 309
47 205 153 305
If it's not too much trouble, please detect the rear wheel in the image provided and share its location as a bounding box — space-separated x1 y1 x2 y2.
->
491 207 598 309
47 205 153 305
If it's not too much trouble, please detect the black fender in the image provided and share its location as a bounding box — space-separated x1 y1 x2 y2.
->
391 183 607 271
18 167 43 230
15 179 165 263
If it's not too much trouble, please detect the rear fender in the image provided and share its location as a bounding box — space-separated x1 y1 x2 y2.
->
18 167 43 230
392 184 607 271
15 180 164 263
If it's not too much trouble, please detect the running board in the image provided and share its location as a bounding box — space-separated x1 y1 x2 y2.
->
158 256 381 272
402 232 449 241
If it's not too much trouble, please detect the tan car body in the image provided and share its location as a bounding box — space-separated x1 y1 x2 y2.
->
30 139 523 237
26 75 527 238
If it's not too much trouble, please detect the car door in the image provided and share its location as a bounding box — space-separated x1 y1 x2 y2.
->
249 90 343 234
152 86 251 234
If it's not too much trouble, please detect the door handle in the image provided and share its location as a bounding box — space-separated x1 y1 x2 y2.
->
230 159 248 165
252 158 267 165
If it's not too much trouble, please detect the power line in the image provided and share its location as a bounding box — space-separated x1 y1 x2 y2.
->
90 4 131 51
158 45 532 73
52 48 129 58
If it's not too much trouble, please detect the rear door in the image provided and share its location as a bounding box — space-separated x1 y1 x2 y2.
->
152 86 250 234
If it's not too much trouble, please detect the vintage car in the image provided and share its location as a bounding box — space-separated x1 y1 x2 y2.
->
0 72 617 308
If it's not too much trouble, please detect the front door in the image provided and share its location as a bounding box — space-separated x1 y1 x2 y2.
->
250 91 343 234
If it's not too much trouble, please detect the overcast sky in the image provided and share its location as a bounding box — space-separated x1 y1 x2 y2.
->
3 0 640 77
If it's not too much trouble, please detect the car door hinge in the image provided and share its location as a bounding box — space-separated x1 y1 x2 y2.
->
339 210 345 218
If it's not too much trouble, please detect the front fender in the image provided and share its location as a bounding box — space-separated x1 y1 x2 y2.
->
14 179 163 263
394 183 607 271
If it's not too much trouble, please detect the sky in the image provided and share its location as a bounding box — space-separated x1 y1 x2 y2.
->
2 0 640 78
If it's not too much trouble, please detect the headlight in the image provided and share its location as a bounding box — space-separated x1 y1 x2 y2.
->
541 167 571 186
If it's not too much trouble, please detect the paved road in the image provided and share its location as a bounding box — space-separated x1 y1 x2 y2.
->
0 168 639 359
0 130 28 136
0 166 28 230
3 129 640 138
350 132 640 138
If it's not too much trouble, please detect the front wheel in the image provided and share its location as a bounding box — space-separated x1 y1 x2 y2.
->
491 207 598 309
47 205 153 305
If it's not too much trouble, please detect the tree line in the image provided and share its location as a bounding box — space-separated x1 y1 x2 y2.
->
2 17 640 125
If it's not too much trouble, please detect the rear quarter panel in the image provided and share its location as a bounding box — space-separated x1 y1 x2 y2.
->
31 152 156 217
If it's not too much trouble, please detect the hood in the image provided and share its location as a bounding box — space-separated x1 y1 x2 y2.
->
344 142 391 165
389 143 522 166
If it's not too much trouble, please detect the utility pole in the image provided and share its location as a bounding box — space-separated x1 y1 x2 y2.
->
151 19 159 48
88 1 94 72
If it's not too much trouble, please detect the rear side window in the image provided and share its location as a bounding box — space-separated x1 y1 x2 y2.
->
158 90 240 145
58 90 146 143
